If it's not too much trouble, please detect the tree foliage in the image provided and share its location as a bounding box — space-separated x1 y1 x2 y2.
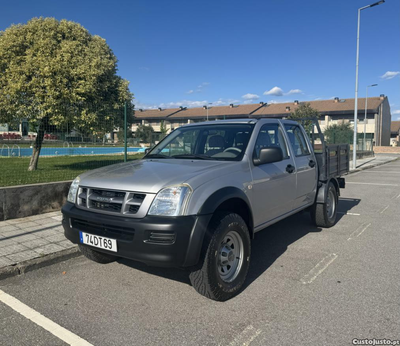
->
324 121 353 144
288 102 320 130
160 120 168 140
135 124 154 144
0 17 133 170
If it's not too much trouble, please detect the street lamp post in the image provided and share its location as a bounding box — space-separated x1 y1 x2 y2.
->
363 84 378 151
353 0 384 170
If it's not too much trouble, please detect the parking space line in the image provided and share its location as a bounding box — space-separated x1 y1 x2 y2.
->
337 212 360 216
0 289 93 346
394 193 400 200
300 253 338 284
226 325 262 346
347 182 399 187
380 205 390 214
362 171 400 174
347 223 371 241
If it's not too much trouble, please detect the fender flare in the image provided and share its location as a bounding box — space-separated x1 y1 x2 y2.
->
316 178 340 204
199 187 252 215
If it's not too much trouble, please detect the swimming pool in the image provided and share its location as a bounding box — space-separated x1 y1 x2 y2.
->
0 146 146 157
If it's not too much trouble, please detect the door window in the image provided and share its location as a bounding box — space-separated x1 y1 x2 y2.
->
284 125 311 157
254 124 289 160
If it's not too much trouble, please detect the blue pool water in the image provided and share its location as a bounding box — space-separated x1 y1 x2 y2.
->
0 146 146 157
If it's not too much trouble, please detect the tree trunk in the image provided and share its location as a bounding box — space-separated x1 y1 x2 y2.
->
28 118 47 171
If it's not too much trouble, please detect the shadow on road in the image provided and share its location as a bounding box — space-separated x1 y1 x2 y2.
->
118 198 360 293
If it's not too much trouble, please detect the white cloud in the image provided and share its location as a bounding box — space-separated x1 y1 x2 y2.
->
242 93 260 100
392 110 400 115
380 71 400 80
211 98 240 106
286 89 303 95
159 100 208 108
268 99 290 104
198 82 210 88
264 86 284 96
186 90 194 94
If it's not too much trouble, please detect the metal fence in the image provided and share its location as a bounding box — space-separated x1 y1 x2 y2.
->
0 103 151 187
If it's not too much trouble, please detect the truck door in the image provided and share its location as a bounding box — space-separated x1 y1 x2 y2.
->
284 124 317 210
250 123 296 228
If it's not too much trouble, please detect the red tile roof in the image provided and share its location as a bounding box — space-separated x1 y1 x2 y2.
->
391 121 400 134
168 103 263 119
133 97 386 120
252 98 384 116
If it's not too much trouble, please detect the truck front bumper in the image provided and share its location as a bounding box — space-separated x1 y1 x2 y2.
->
61 203 211 268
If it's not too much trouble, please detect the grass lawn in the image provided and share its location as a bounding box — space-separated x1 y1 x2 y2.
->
0 154 144 187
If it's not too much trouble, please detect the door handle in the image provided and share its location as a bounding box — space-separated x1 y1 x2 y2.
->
309 160 316 168
286 164 295 174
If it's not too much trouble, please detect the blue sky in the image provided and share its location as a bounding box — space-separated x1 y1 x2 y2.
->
1 0 399 119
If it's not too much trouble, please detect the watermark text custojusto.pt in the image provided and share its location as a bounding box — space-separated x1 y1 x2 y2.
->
353 339 400 345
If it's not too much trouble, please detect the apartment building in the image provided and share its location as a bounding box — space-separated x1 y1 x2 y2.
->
133 95 392 146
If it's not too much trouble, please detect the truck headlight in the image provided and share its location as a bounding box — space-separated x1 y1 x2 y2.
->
148 185 192 216
67 176 80 203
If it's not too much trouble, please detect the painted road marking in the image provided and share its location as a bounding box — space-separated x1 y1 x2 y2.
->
380 205 390 214
0 289 93 346
300 253 338 284
348 223 372 241
347 182 399 187
362 170 400 174
337 212 360 216
394 193 400 200
226 325 262 346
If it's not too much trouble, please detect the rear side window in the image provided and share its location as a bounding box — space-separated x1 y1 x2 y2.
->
284 125 311 157
254 124 289 160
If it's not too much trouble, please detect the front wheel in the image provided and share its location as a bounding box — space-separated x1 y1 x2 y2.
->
311 182 338 228
189 213 251 301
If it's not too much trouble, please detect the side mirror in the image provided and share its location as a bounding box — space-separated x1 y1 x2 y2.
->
253 147 283 166
144 148 150 154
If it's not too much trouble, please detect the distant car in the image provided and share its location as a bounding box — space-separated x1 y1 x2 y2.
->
62 118 349 301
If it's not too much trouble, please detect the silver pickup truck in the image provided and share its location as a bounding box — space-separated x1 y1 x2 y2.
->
62 118 349 301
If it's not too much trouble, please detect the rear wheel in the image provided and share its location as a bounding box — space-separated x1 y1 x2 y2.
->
189 213 251 301
311 182 338 228
78 244 118 264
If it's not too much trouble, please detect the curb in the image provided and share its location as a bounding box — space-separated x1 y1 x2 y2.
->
348 157 399 175
0 246 81 281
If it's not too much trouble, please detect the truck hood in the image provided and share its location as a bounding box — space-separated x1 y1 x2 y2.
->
78 159 238 194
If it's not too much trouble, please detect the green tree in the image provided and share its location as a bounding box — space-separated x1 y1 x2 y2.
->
160 120 168 140
135 124 154 144
288 102 320 131
0 17 133 170
324 121 353 144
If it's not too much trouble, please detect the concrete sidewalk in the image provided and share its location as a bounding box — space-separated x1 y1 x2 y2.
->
0 211 78 279
349 154 399 172
0 154 398 280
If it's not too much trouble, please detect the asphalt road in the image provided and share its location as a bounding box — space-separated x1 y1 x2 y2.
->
1 159 399 346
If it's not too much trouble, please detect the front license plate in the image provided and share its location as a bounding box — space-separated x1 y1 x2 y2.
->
79 232 117 252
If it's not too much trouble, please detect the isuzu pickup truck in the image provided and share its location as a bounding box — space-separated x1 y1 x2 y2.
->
62 118 349 301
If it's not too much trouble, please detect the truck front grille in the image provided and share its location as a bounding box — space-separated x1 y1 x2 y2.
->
77 187 148 217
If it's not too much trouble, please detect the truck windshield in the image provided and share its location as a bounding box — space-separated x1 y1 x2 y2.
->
146 123 254 161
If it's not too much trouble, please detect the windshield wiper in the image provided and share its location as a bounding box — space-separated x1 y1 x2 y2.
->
145 153 169 159
171 154 212 160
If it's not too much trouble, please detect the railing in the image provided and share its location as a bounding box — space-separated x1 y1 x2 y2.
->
0 144 10 157
11 144 21 157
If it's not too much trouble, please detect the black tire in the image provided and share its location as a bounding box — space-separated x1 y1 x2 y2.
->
311 182 338 228
189 213 251 301
78 244 118 264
